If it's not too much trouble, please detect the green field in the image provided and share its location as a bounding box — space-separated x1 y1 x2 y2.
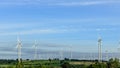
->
0 58 119 68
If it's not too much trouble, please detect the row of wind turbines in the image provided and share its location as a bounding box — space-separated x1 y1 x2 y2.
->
16 36 73 63
16 36 120 63
98 36 120 62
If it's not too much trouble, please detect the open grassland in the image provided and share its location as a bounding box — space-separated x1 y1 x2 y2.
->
0 58 118 68
0 59 97 68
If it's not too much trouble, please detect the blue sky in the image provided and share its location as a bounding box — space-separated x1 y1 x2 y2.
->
0 0 120 59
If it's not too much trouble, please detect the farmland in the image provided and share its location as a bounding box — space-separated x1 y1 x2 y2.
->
0 58 119 68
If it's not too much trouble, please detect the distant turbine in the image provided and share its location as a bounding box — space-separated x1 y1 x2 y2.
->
111 50 115 60
118 41 120 62
39 54 41 60
105 50 108 61
16 36 22 63
33 40 38 60
70 45 72 60
98 36 102 62
90 53 93 60
60 48 63 60
119 41 120 60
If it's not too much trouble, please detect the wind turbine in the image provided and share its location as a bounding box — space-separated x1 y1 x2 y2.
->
70 45 72 60
16 36 22 63
33 40 38 60
60 48 63 60
105 50 108 61
117 40 120 62
98 36 102 62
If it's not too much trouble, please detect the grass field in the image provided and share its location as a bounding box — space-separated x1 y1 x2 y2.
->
0 59 109 68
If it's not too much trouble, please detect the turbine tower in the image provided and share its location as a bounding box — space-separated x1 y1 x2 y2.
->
33 40 38 60
105 50 108 61
60 49 63 60
118 41 120 62
16 36 22 63
98 36 102 62
70 45 72 60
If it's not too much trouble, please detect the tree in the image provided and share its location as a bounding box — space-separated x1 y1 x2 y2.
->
88 62 107 68
61 62 71 68
16 58 23 68
107 58 119 68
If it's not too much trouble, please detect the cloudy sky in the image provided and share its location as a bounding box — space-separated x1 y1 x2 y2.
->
0 0 120 59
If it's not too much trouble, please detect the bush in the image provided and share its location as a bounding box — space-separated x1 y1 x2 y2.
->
88 62 107 68
61 62 71 68
107 58 119 68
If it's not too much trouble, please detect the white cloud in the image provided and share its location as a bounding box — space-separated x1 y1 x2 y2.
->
0 23 27 30
0 27 117 36
0 0 119 6
55 1 120 6
0 28 77 36
0 51 16 55
0 17 119 36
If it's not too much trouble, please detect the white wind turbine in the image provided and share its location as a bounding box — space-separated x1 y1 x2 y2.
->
16 36 22 63
105 50 108 61
69 45 72 60
117 40 120 62
33 40 38 60
60 48 63 60
98 36 102 62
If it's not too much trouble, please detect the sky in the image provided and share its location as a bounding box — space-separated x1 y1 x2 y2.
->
0 0 120 59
